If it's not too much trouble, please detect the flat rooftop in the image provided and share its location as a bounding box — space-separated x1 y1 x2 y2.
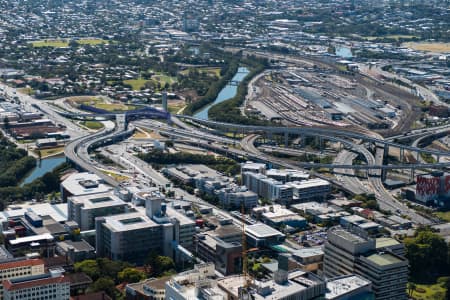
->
218 271 320 300
61 172 112 197
365 252 403 266
245 223 284 239
103 212 159 232
9 233 54 246
69 192 126 210
332 228 366 244
287 179 330 189
325 275 371 299
375 238 401 249
1 203 68 223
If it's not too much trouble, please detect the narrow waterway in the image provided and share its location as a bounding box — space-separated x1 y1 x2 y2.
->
21 156 66 186
194 67 249 120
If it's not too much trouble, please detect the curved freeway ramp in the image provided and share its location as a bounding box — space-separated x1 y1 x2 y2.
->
65 115 134 187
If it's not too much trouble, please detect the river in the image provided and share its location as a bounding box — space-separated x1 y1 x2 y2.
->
194 67 250 120
21 156 66 186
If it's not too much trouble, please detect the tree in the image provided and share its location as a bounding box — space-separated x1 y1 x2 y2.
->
407 282 416 297
146 252 175 276
118 268 146 283
404 229 449 282
75 260 100 280
88 277 116 296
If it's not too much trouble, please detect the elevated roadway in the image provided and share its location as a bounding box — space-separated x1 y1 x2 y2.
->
178 115 450 158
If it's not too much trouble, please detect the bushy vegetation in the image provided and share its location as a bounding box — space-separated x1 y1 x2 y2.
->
404 227 450 284
138 150 241 176
184 57 239 115
0 160 71 209
0 135 36 188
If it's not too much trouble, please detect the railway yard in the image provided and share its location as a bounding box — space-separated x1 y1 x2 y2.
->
246 56 423 138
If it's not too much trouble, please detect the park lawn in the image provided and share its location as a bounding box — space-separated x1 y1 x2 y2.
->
31 39 108 48
36 147 65 158
435 211 450 222
410 283 447 300
180 67 222 78
152 74 177 86
31 40 69 48
77 38 108 45
94 103 137 111
18 87 34 95
80 121 104 130
403 42 450 53
168 103 185 114
123 78 149 91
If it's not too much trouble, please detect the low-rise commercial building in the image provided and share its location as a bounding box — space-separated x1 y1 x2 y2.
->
252 205 307 229
165 263 225 300
245 223 285 248
0 258 45 299
218 185 258 210
242 172 293 204
3 269 70 300
126 277 170 300
286 179 331 202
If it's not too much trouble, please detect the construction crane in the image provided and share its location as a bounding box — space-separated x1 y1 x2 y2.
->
239 202 252 300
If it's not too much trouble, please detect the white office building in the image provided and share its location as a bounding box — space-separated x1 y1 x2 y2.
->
68 192 128 230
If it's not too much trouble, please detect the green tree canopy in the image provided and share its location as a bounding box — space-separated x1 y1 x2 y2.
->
118 267 146 283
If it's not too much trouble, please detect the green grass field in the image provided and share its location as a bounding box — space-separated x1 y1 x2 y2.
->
31 40 69 48
124 74 177 91
410 283 447 300
31 38 108 48
77 39 108 45
80 121 104 130
36 147 65 158
123 78 149 91
180 67 222 77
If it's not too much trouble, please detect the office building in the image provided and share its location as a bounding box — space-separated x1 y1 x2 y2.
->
194 232 242 275
95 212 163 264
0 258 45 299
416 172 450 207
68 192 128 230
241 161 266 175
324 226 408 300
242 172 293 204
218 185 259 210
286 179 331 202
265 168 309 183
3 269 70 300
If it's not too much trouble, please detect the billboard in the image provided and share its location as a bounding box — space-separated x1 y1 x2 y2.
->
416 175 440 203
